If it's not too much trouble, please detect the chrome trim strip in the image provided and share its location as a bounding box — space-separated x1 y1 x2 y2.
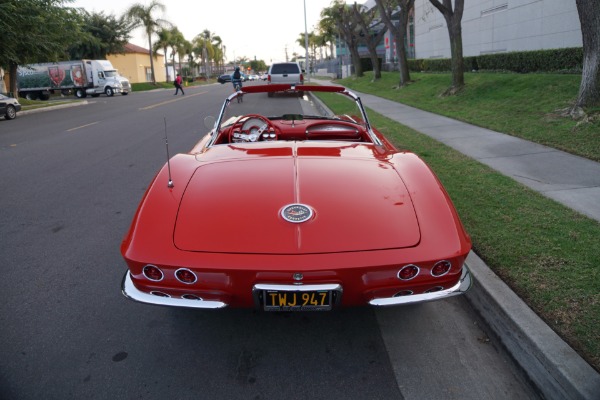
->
121 272 227 309
254 283 341 291
342 88 382 146
207 97 233 147
369 265 473 306
252 283 343 308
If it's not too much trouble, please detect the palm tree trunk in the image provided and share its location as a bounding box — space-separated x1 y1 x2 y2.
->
148 36 156 84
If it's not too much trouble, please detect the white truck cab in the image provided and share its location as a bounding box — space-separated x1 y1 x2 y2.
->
81 60 130 98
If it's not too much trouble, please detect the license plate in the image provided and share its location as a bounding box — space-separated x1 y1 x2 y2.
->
263 290 332 311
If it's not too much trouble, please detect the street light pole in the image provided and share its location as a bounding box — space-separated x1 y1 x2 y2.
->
304 0 310 82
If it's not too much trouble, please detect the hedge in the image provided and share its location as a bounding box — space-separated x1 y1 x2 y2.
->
407 47 583 73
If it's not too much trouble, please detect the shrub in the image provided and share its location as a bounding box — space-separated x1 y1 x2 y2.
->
407 47 583 73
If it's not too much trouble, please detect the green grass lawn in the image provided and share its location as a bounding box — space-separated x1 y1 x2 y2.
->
316 87 600 373
336 72 599 162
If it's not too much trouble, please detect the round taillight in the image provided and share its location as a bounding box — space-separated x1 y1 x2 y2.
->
425 286 444 293
182 294 202 300
143 265 163 281
432 260 452 277
175 268 197 284
393 290 413 297
398 265 419 280
150 291 170 297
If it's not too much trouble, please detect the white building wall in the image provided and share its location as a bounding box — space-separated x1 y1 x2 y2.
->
413 0 582 59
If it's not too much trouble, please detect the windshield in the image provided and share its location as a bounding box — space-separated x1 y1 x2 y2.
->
269 63 301 74
104 70 118 78
208 84 379 147
221 90 330 126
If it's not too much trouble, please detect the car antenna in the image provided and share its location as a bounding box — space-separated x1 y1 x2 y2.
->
164 117 174 188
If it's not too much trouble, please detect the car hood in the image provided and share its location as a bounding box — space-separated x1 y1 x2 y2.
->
174 155 420 254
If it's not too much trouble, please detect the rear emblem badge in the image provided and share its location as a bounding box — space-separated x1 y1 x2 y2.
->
281 204 313 223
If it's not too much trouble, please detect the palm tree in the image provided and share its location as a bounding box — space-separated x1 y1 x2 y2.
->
125 0 170 84
179 39 192 78
192 36 207 78
167 27 185 75
193 30 216 79
198 30 217 78
153 28 172 82
212 35 223 74
317 19 337 60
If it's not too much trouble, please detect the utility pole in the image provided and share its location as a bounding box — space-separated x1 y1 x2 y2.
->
304 0 310 81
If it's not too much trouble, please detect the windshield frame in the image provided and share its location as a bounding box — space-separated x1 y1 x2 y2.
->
207 84 381 147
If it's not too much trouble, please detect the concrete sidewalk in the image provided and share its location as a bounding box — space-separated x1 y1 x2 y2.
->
310 79 600 399
354 90 600 223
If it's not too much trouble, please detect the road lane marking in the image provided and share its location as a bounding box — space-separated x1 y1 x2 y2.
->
138 91 206 111
67 121 100 132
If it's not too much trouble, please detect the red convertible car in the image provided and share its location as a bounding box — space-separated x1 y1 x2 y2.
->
121 84 472 311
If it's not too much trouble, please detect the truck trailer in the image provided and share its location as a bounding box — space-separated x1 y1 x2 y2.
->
17 59 131 100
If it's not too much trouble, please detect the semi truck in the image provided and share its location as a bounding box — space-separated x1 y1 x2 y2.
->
17 59 131 100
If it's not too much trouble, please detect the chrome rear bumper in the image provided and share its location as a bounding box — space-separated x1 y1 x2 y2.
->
121 265 472 309
369 265 473 306
121 272 227 309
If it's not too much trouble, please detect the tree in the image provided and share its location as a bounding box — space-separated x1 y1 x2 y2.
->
153 28 172 82
322 1 364 77
429 0 465 94
249 59 268 74
296 31 318 70
352 1 388 80
125 0 170 84
318 10 338 60
574 0 600 110
210 35 224 76
211 36 224 75
179 39 192 77
0 0 81 95
194 30 218 79
375 0 414 87
166 27 185 75
68 10 131 60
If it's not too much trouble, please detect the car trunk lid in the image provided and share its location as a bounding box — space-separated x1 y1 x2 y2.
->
174 155 420 254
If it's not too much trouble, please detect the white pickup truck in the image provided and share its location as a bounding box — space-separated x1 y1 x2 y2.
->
267 62 305 97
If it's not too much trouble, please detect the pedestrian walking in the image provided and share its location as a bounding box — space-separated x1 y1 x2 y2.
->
174 73 185 95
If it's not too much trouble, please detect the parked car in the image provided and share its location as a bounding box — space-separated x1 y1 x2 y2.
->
267 62 304 97
0 94 22 120
218 73 247 84
120 83 472 311
217 74 232 84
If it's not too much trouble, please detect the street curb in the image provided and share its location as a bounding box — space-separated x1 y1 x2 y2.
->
465 251 600 400
20 100 88 115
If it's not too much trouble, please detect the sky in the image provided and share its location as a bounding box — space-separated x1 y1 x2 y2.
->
69 0 352 64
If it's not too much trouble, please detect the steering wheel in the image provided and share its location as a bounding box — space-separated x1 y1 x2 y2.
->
230 114 277 142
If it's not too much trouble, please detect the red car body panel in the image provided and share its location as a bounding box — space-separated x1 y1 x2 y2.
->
120 85 471 310
174 144 420 253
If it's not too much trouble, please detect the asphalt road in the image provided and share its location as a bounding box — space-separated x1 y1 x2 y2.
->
0 84 540 399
